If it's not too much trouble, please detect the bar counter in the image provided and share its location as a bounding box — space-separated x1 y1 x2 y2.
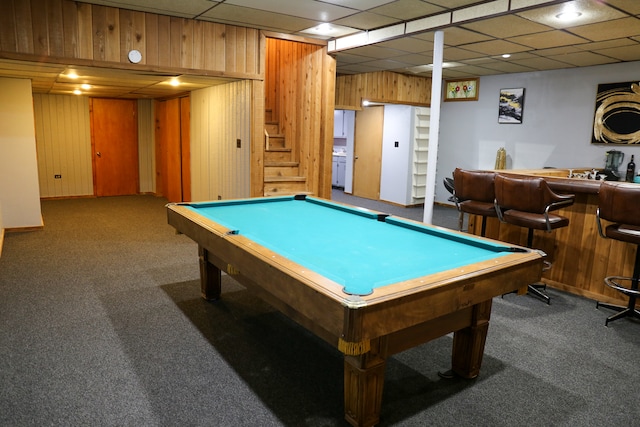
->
466 169 638 306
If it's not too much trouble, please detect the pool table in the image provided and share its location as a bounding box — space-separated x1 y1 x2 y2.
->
166 195 543 427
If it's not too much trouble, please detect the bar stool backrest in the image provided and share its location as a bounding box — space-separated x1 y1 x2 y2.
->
598 182 640 227
494 175 553 214
453 168 496 203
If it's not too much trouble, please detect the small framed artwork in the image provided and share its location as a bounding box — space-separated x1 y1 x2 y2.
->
498 88 525 124
444 78 479 101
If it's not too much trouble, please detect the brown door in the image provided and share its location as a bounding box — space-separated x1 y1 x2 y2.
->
155 97 190 203
91 98 139 196
352 106 383 200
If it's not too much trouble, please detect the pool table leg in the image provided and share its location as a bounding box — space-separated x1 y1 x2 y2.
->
451 299 492 378
343 338 386 427
198 246 221 300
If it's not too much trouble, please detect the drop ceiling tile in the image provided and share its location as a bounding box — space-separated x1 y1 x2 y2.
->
337 63 386 74
427 0 492 8
334 52 375 64
343 44 409 59
594 44 640 61
445 64 498 76
529 45 582 56
460 39 533 55
574 38 638 51
568 17 640 42
462 15 553 38
367 0 446 20
200 5 316 32
548 51 619 66
477 61 537 73
516 0 629 29
333 12 401 30
359 58 416 69
392 53 435 65
74 0 217 18
376 37 433 53
225 0 357 21
598 0 640 15
322 0 396 9
443 46 487 61
514 56 576 70
442 27 494 46
508 30 589 49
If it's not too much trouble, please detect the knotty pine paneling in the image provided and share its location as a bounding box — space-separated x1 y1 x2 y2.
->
1 0 261 79
190 81 252 202
264 38 335 197
335 71 432 109
137 98 154 194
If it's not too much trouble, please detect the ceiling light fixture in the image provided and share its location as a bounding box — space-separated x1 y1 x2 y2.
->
502 54 511 58
555 11 582 21
170 78 180 87
81 84 91 90
73 89 82 95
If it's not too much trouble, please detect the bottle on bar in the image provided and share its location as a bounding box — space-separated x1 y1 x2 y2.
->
626 155 635 182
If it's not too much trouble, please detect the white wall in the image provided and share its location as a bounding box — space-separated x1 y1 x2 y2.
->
0 78 43 228
380 104 413 205
435 60 640 205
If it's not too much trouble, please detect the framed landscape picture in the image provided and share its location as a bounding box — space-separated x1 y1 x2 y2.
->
444 78 479 101
498 88 525 124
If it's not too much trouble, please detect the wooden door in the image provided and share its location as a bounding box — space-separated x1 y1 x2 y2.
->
155 96 190 203
91 98 139 196
353 106 383 200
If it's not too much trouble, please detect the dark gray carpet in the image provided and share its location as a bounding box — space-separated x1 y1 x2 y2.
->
1 194 638 426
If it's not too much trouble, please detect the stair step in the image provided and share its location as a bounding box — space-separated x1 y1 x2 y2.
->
264 176 306 182
265 123 280 134
265 161 298 167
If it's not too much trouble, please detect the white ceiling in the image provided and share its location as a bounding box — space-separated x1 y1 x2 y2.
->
3 0 640 98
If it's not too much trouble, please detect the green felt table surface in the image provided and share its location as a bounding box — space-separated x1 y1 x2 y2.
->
186 196 516 295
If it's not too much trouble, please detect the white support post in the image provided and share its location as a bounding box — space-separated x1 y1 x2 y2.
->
422 30 444 224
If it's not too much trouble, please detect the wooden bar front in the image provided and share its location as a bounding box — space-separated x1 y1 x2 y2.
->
467 169 638 306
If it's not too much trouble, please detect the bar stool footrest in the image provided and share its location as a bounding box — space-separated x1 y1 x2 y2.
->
597 275 640 326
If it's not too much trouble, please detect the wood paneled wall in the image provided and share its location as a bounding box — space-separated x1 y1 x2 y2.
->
0 0 261 78
335 71 432 109
137 98 155 194
265 38 335 197
33 94 92 197
190 81 252 202
33 94 156 198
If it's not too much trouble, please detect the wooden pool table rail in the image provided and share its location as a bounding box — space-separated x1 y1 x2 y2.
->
167 201 543 427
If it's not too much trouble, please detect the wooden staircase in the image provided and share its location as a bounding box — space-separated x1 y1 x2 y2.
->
264 110 309 196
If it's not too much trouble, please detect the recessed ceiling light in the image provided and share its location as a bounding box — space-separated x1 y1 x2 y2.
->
67 71 78 79
502 54 511 58
170 78 180 87
300 23 359 38
73 89 82 95
555 11 582 21
81 84 91 90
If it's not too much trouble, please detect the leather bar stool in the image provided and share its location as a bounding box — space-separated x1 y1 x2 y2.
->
494 174 575 303
452 168 497 236
595 181 640 326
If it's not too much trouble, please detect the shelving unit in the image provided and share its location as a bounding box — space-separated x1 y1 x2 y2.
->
411 107 430 204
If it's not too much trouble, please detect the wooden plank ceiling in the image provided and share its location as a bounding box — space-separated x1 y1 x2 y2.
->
2 0 639 98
